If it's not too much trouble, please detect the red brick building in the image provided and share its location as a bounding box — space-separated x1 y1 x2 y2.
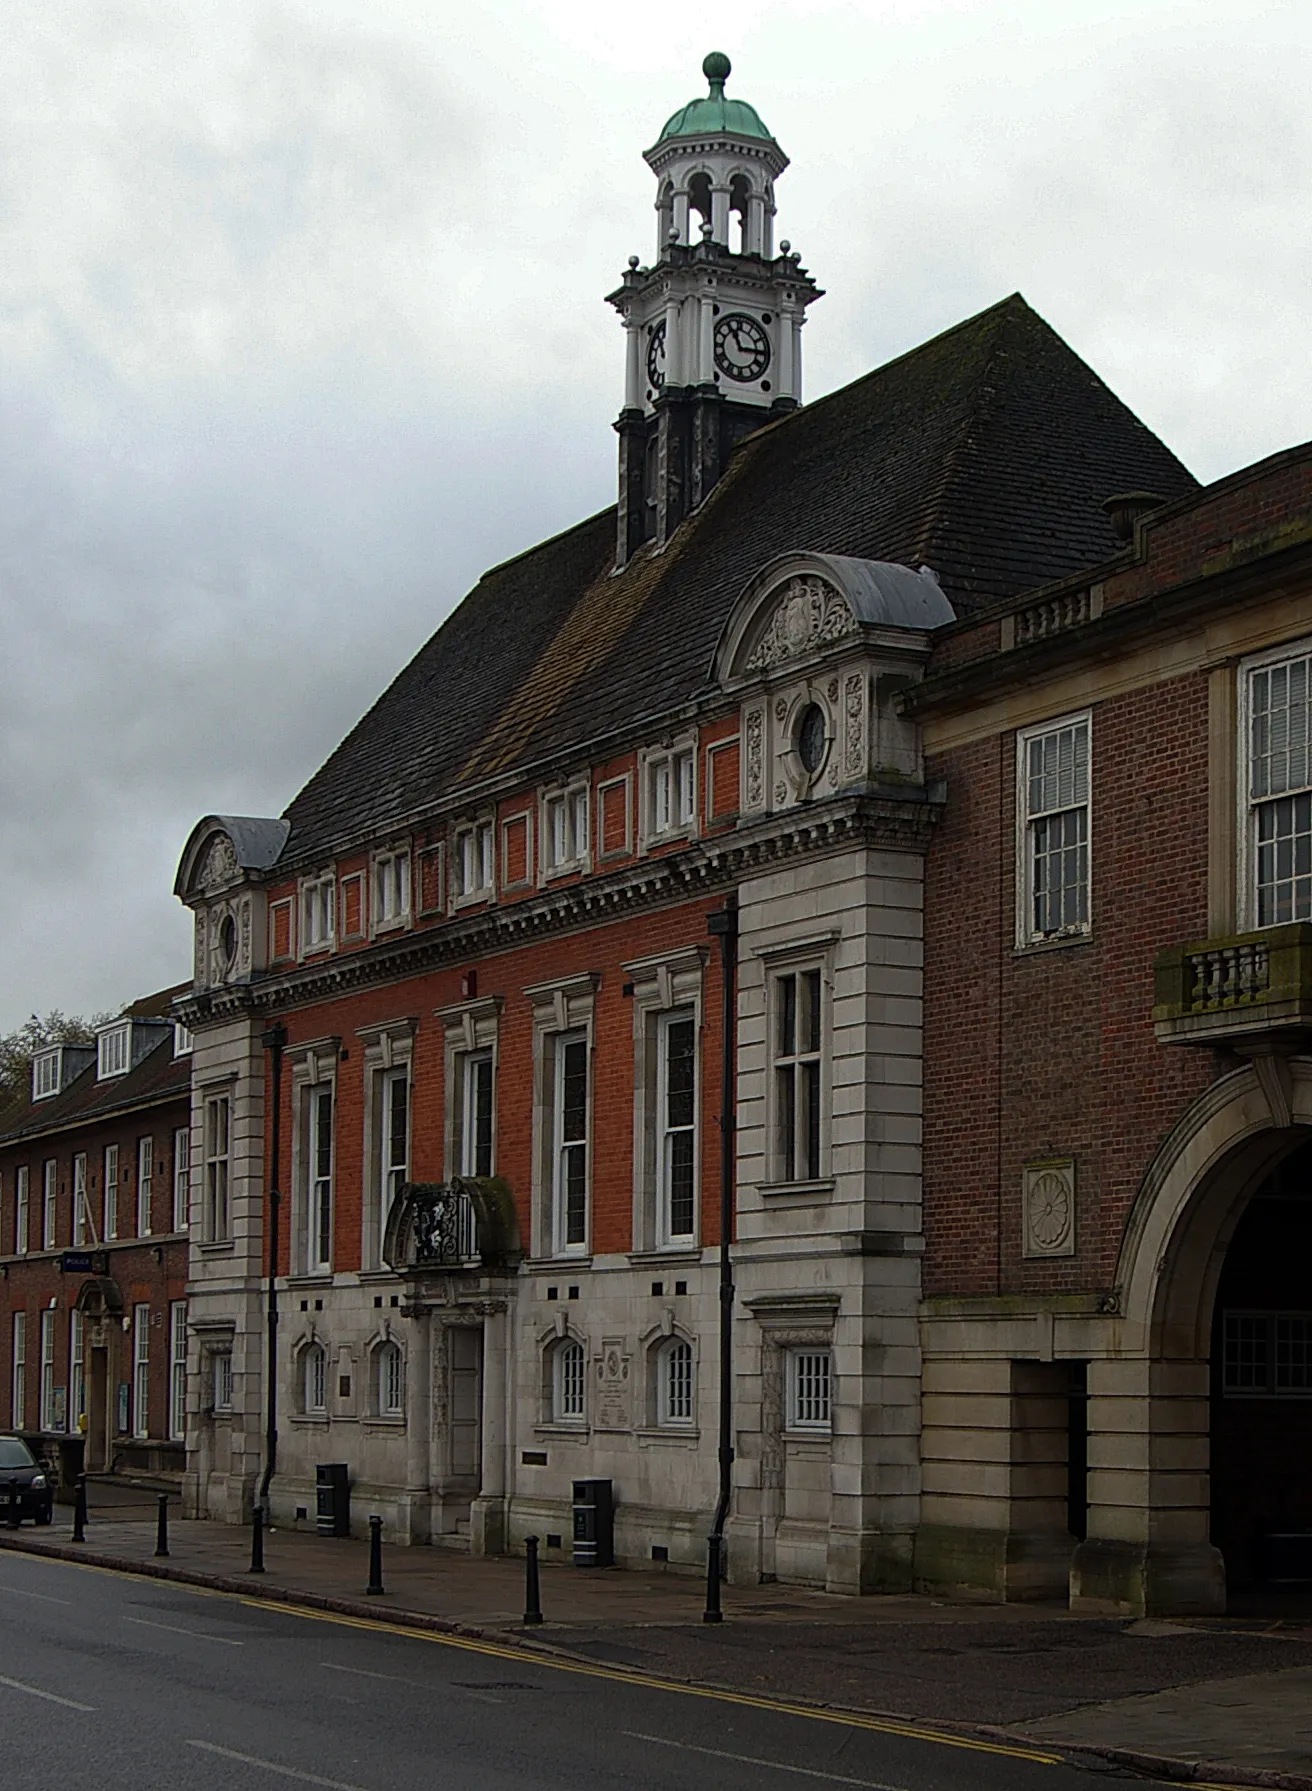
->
170 57 1249 1606
913 448 1312 1613
0 993 191 1486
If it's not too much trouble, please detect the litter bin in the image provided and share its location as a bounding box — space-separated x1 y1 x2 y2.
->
316 1463 350 1537
571 1478 614 1567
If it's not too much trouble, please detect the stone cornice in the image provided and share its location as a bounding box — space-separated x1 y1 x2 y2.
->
177 791 942 1026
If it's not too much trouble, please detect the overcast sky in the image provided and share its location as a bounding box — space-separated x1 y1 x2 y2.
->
1 0 1308 1031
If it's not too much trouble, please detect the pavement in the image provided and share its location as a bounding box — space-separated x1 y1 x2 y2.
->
5 1484 1312 1789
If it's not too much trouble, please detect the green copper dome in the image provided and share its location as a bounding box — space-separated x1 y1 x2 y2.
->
656 53 775 144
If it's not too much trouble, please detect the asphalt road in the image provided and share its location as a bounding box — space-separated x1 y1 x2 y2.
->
0 1551 1151 1791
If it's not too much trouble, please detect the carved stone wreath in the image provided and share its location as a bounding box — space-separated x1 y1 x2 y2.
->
745 577 858 671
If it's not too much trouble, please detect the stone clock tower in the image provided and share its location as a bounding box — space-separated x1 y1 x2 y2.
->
608 53 822 565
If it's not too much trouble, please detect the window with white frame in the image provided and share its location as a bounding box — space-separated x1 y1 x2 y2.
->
212 1350 234 1414
32 1049 61 1101
98 1022 130 1080
772 968 824 1183
376 1340 404 1417
552 1338 586 1422
303 1342 327 1415
72 1152 89 1246
647 746 696 840
460 1050 494 1179
1017 713 1091 945
543 786 589 872
136 1136 154 1236
172 1128 190 1231
656 1336 694 1426
42 1159 57 1250
174 1021 193 1057
204 1095 231 1240
374 849 411 927
551 1032 588 1253
454 821 494 899
132 1303 150 1437
102 1145 119 1242
656 1012 696 1245
1247 647 1312 926
378 1068 409 1256
306 1085 334 1272
69 1311 86 1435
169 1302 187 1440
40 1308 57 1430
14 1166 29 1255
302 874 335 951
11 1312 25 1428
787 1347 832 1431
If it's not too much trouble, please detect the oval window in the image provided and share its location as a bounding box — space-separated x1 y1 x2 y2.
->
220 913 238 966
796 703 827 775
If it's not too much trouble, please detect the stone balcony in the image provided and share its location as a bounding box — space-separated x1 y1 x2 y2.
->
1153 923 1312 1047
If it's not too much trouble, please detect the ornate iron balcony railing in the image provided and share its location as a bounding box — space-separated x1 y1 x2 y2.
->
1153 923 1312 1045
381 1176 521 1274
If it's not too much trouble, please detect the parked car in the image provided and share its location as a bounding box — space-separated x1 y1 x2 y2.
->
0 1435 54 1525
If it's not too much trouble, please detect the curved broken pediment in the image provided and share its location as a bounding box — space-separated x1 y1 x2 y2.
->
174 814 290 904
714 552 955 685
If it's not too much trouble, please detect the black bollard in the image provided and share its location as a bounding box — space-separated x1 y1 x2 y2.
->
523 1534 543 1626
155 1493 170 1558
702 1533 723 1624
366 1514 384 1596
249 1501 265 1574
71 1475 88 1543
7 1477 19 1528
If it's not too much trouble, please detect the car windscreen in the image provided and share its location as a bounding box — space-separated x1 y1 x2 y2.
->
0 1437 36 1468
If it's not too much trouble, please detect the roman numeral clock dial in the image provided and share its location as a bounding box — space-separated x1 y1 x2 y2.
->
714 312 771 382
646 320 667 391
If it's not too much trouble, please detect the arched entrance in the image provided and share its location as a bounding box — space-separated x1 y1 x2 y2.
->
1071 1060 1312 1616
1210 1134 1312 1601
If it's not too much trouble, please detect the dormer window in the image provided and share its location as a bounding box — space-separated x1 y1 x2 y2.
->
32 1049 62 1102
173 1022 193 1057
97 1023 131 1081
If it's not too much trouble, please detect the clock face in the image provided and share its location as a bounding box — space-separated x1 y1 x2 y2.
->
646 320 667 391
714 312 771 383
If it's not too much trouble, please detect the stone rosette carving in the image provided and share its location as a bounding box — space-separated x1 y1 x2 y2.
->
1022 1160 1076 1258
745 576 858 671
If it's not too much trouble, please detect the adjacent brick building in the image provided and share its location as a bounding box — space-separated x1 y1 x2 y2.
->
0 992 191 1484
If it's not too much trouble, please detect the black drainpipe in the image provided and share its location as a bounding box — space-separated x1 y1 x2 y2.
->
258 1022 288 1515
704 894 738 1622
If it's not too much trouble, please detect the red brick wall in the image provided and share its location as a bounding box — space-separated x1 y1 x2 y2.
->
269 895 729 1274
923 670 1227 1297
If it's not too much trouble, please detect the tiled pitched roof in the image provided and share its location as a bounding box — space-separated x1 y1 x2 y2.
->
281 294 1196 867
0 1035 190 1150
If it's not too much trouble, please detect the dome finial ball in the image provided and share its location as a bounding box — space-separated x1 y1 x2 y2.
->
703 50 731 87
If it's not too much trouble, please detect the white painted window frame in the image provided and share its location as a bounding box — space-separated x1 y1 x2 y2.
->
173 1021 194 1057
452 816 496 905
539 779 591 881
32 1048 61 1102
307 1083 335 1273
762 951 830 1190
372 846 412 933
168 1302 187 1441
172 1127 190 1232
102 1146 118 1242
40 1308 57 1431
303 1341 327 1415
212 1350 234 1414
72 1152 89 1246
1238 637 1312 931
1015 710 1093 948
97 1022 130 1080
300 872 336 955
11 1312 26 1428
132 1303 151 1438
551 1031 590 1256
203 1094 231 1241
656 1334 694 1427
42 1159 57 1251
356 1019 416 1270
14 1165 29 1255
639 736 698 850
376 1340 404 1418
786 1345 832 1432
136 1136 154 1237
552 1337 586 1422
526 974 598 1259
70 1310 86 1434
